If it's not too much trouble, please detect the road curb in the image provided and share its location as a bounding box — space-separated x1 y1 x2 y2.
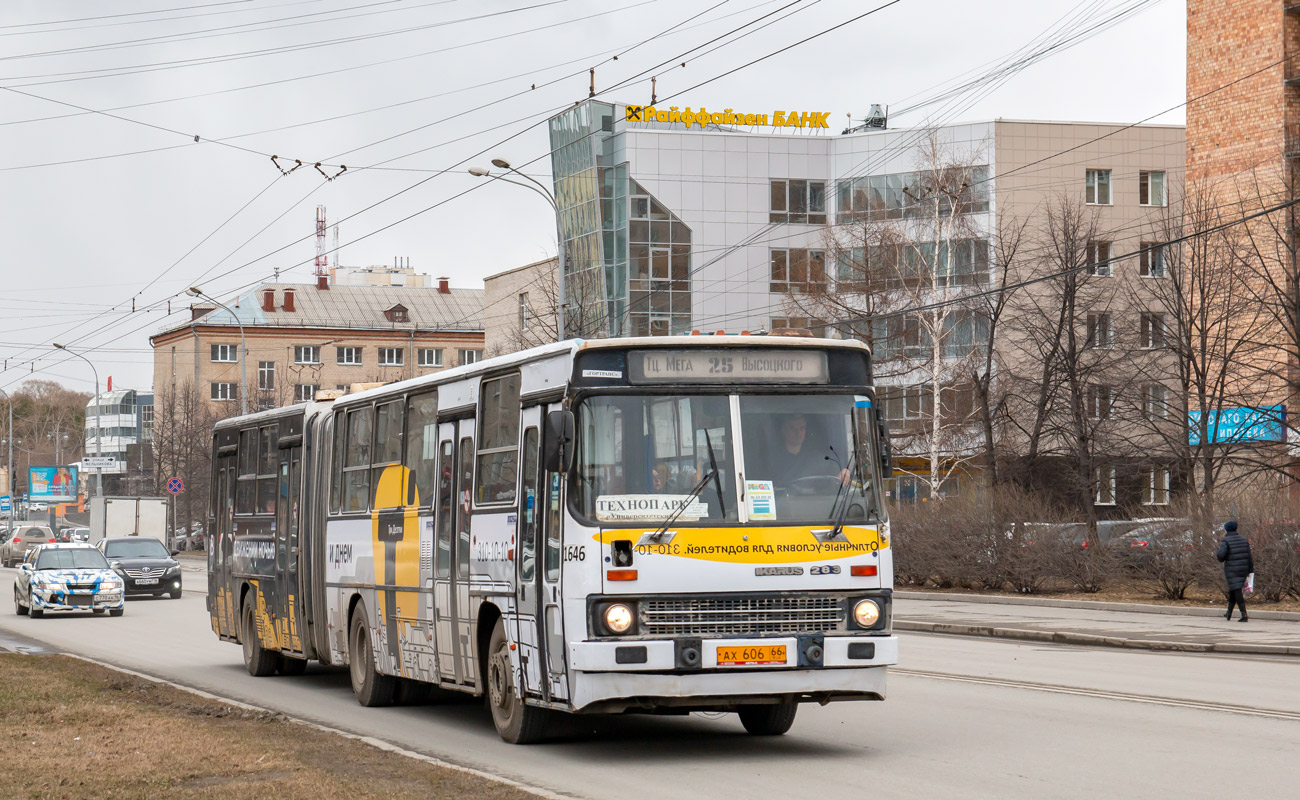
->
56 654 569 800
894 620 1299 656
896 591 1300 621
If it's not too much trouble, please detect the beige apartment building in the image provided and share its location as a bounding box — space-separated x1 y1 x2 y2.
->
150 279 484 412
483 256 558 356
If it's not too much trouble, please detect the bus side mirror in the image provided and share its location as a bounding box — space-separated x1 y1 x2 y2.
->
543 410 576 474
874 407 893 477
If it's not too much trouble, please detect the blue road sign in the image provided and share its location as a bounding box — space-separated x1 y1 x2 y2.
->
1188 405 1286 445
0 496 9 513
167 478 184 495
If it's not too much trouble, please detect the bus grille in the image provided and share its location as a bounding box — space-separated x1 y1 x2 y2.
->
640 595 844 637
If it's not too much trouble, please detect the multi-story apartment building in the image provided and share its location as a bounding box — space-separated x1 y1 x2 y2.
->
150 279 484 412
483 256 558 356
538 100 1184 512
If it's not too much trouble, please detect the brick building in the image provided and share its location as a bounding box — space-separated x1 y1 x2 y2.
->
150 280 484 412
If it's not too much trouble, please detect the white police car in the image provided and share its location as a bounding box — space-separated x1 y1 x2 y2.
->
12 543 125 618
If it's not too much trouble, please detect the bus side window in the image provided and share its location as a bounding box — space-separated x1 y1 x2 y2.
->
458 437 473 577
236 429 257 515
371 400 404 510
342 407 373 513
257 425 277 515
329 414 343 514
476 373 521 505
435 441 453 578
518 427 539 582
404 391 438 507
545 471 561 582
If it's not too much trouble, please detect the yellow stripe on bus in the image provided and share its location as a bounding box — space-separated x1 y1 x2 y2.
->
592 526 888 564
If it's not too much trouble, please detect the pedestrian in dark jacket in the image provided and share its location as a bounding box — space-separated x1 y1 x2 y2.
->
1216 520 1254 622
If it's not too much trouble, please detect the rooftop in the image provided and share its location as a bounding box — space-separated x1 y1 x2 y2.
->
152 282 483 341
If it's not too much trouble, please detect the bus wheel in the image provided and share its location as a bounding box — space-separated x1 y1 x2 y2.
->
738 702 798 736
241 601 278 677
486 620 549 744
278 655 308 676
348 604 395 707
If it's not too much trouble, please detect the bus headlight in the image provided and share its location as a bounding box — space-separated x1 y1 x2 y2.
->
602 603 635 635
853 599 881 628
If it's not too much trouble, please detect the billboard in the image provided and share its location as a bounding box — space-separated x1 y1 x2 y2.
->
28 466 79 503
1188 405 1286 446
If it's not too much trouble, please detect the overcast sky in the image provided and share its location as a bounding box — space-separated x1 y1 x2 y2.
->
0 0 1185 393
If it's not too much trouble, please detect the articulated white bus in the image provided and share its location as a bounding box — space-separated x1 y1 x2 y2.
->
207 335 897 742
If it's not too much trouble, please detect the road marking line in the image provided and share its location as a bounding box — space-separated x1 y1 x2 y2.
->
59 654 576 800
893 667 1300 722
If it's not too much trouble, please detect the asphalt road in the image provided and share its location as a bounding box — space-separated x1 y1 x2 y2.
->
2 567 1297 799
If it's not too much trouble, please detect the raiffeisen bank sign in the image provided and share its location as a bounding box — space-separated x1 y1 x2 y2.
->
625 104 831 130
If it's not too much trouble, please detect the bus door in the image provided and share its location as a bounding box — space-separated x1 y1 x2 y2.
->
515 408 542 698
275 444 304 655
432 420 476 688
541 401 568 701
213 447 237 639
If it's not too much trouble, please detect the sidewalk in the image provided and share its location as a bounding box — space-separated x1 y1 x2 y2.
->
895 591 1300 656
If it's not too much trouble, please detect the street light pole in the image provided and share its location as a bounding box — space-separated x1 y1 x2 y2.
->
468 161 567 340
52 343 101 498
0 389 12 519
189 287 248 414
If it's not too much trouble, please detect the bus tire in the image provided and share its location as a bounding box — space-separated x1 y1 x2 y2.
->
241 600 278 677
278 654 308 676
738 702 798 736
348 604 395 707
486 620 549 744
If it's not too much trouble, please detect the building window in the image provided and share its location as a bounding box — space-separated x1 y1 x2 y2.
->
211 382 237 401
293 345 319 365
140 405 154 441
1087 384 1112 420
1095 466 1117 505
211 344 237 363
836 167 989 220
1140 312 1166 349
769 248 827 294
881 385 934 421
336 384 349 391
458 349 482 365
257 361 275 391
1085 169 1111 205
518 292 532 331
1143 469 1170 505
336 346 362 365
770 317 827 336
378 347 404 367
770 179 827 224
1144 384 1169 419
419 348 443 367
1086 313 1113 349
1139 171 1166 207
296 384 319 402
1140 243 1165 277
1086 241 1113 276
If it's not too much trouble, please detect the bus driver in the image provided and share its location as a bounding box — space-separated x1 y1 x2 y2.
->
768 413 850 493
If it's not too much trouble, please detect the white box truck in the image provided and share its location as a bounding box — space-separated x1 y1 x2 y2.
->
89 497 169 546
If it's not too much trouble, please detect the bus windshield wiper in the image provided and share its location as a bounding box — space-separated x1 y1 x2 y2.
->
646 432 723 542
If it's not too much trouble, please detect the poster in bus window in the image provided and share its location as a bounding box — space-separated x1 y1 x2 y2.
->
29 466 78 502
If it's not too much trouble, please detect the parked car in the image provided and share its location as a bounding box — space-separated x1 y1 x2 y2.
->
65 527 90 543
98 537 183 598
2 525 55 568
29 502 48 512
12 543 124 617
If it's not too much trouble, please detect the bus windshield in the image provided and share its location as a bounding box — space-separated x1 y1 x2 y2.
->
574 393 881 525
576 394 738 524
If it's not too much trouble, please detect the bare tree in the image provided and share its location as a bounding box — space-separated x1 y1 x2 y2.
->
786 132 994 499
152 383 219 537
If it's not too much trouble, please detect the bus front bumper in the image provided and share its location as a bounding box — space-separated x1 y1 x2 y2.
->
566 634 897 713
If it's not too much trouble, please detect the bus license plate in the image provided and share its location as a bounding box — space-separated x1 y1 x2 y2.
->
716 644 786 666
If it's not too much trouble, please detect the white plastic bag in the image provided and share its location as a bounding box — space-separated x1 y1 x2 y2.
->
1245 573 1255 594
